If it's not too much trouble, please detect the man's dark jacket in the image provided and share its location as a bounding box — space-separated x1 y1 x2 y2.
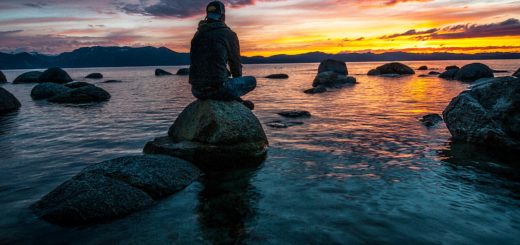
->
189 20 242 89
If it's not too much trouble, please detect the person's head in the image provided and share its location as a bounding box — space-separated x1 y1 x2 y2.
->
206 1 225 22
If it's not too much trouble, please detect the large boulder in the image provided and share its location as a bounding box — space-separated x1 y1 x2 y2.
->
31 83 71 100
367 69 381 76
155 69 172 76
317 59 347 75
48 84 111 103
0 87 21 113
31 155 200 225
454 63 494 82
39 68 73 84
176 68 190 76
144 100 269 170
312 71 356 88
13 71 43 84
513 67 520 77
443 76 520 154
439 67 459 80
0 71 6 83
375 62 415 75
85 73 103 79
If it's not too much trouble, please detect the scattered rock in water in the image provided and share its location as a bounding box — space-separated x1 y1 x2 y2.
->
31 83 71 100
0 87 21 113
155 69 173 76
445 65 459 71
176 68 190 76
381 74 401 78
65 81 92 89
428 71 441 75
0 71 6 83
39 68 73 84
277 110 311 118
454 63 494 82
265 74 289 79
48 84 111 103
417 66 428 70
13 71 43 84
304 86 327 94
31 155 200 226
144 100 269 170
443 76 520 155
318 59 347 75
367 69 381 76
420 113 443 127
266 120 304 128
312 71 356 88
85 73 103 79
375 62 415 75
513 67 519 77
103 80 124 83
439 67 460 80
418 74 429 77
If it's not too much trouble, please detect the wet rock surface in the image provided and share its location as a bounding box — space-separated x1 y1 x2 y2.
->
420 113 443 127
374 62 415 75
13 71 43 84
0 87 21 113
31 83 71 100
31 82 110 103
38 68 73 84
454 63 494 82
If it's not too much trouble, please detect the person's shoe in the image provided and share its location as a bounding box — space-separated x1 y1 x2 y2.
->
242 100 255 110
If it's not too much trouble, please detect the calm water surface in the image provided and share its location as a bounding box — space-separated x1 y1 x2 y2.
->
1 60 519 244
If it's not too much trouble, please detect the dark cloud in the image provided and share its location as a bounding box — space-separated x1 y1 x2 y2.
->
0 30 23 36
380 28 438 39
430 18 520 39
23 2 47 8
119 0 256 18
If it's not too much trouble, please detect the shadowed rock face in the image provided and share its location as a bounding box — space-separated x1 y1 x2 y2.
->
39 68 73 84
144 100 268 170
0 71 6 83
318 59 348 75
454 63 494 82
155 69 173 76
443 76 520 155
375 62 415 75
0 87 21 113
13 71 43 84
439 68 459 80
31 155 200 226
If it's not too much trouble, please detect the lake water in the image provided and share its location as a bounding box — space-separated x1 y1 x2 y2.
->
1 60 519 244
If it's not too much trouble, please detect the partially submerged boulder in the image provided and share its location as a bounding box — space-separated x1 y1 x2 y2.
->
304 86 327 94
48 84 111 103
31 83 71 100
420 113 443 127
265 74 289 79
0 71 6 83
85 73 103 79
417 66 428 70
39 68 73 84
312 71 356 88
318 59 347 75
443 76 520 154
454 63 494 82
375 62 415 75
31 155 200 225
0 87 21 113
367 69 381 76
65 81 92 89
277 110 311 118
439 67 459 80
445 65 459 71
13 71 43 84
176 68 190 76
144 100 269 170
266 120 304 128
155 69 173 76
428 71 441 75
103 80 124 83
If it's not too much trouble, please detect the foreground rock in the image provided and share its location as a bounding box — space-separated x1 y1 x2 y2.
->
176 68 190 76
0 87 21 113
144 100 268 170
277 110 311 118
454 63 493 82
31 155 200 225
31 82 110 103
420 114 443 127
265 74 289 79
13 71 43 84
85 73 103 79
513 68 520 77
155 69 173 76
318 59 347 75
0 71 6 83
39 68 73 84
443 76 520 154
373 62 415 75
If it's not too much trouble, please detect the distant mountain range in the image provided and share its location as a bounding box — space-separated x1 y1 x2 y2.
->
1 46 519 69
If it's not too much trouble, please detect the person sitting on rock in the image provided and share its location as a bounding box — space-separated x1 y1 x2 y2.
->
189 0 256 110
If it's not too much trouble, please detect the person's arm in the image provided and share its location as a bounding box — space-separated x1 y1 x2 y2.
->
228 32 242 78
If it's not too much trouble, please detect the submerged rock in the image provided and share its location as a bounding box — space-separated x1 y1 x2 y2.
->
13 71 43 84
454 63 494 82
375 62 415 75
443 76 520 154
0 87 21 113
428 71 441 75
144 100 269 170
318 59 347 75
176 68 190 76
304 86 327 94
367 69 381 76
445 65 459 71
48 84 110 103
155 69 173 76
277 110 311 118
312 71 356 88
266 120 304 128
381 74 401 78
85 73 103 79
439 67 459 80
39 68 73 84
265 74 289 79
513 67 520 77
0 71 6 83
31 155 200 225
420 113 443 127
31 83 71 100
417 66 428 70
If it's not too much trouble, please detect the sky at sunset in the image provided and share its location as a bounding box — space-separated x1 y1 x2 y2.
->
0 0 519 56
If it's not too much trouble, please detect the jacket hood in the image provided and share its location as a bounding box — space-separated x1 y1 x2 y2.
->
197 20 229 33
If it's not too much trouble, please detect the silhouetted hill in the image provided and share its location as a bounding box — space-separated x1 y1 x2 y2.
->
0 46 519 69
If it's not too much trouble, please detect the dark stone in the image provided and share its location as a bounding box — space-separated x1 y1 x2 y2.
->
277 110 311 118
85 73 103 79
103 80 124 83
443 76 520 154
312 71 356 88
265 74 289 79
367 69 381 76
31 83 71 100
375 62 415 75
513 68 520 77
144 100 268 170
39 68 73 84
176 68 190 76
445 65 459 71
428 71 441 75
454 63 494 82
65 81 92 89
420 113 443 127
266 120 304 128
317 59 348 75
492 70 508 73
0 71 6 83
13 71 43 84
155 69 173 76
0 87 21 113
48 84 111 103
31 155 200 225
439 68 459 80
304 86 327 94
418 74 429 77
381 74 401 78
417 66 428 70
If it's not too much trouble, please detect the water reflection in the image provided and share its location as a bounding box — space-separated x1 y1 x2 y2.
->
197 167 260 244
